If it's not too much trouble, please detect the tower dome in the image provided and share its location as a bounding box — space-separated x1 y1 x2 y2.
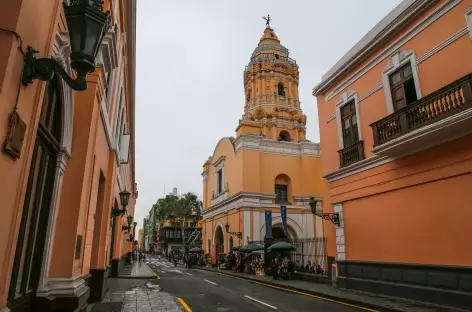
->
237 24 307 142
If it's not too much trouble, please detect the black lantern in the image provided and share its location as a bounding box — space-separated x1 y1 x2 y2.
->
309 197 340 226
127 215 133 227
225 223 230 233
22 0 110 90
224 223 242 239
119 189 131 208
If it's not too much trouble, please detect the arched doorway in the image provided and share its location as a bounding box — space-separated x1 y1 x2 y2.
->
272 223 297 239
214 226 224 257
8 78 63 311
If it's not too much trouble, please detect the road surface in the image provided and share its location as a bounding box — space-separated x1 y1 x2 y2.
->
143 254 370 312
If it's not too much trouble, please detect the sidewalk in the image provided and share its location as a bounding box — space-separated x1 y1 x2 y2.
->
196 267 466 312
119 260 156 279
88 278 184 312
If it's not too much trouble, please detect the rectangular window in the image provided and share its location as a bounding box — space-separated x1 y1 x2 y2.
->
275 184 288 204
340 101 359 147
389 63 418 111
115 88 124 137
104 71 112 108
75 235 82 259
216 169 223 194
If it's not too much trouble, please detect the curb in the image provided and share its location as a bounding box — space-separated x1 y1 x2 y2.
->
196 267 407 312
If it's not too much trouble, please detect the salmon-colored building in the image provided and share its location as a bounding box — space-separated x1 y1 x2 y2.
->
201 24 325 266
0 0 137 311
313 0 472 309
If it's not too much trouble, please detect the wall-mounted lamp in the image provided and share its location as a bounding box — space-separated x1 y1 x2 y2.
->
22 0 109 91
309 197 340 226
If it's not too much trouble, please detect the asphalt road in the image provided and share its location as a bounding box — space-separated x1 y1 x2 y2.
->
143 255 366 312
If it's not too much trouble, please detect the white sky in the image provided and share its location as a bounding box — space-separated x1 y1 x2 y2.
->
134 0 403 232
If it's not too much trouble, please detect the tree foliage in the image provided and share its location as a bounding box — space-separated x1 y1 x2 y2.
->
154 192 202 221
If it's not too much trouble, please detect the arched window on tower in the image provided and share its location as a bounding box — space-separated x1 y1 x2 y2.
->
278 130 291 142
278 83 285 96
247 88 251 103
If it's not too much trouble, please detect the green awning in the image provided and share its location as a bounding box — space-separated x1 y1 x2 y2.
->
267 241 295 252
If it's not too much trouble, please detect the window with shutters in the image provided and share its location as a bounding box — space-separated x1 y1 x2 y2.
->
340 101 359 147
389 63 418 111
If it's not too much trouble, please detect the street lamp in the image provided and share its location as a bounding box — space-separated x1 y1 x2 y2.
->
309 197 340 226
22 0 110 91
225 223 242 239
120 188 131 208
127 215 133 226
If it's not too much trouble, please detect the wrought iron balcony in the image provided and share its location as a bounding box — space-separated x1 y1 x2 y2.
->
338 140 365 167
370 74 472 156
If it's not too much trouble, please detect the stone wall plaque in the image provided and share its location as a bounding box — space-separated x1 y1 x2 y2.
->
3 111 26 159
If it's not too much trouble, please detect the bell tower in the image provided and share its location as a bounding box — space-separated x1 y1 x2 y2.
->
236 21 307 142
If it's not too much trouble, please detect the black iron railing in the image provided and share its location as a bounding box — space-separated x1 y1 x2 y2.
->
371 74 472 146
338 140 364 167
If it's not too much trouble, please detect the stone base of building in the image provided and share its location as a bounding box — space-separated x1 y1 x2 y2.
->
35 276 89 312
336 260 472 310
88 267 110 302
111 255 129 277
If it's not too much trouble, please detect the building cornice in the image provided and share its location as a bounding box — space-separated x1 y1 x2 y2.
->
232 134 320 157
313 0 442 96
202 191 320 219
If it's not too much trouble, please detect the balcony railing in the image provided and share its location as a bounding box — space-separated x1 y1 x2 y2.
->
371 74 472 147
338 140 365 167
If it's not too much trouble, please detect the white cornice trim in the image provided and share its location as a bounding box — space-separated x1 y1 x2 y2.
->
233 134 320 157
213 156 226 167
202 192 318 219
324 155 394 182
313 0 459 98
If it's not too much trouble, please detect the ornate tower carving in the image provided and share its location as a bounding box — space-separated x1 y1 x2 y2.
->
236 25 307 142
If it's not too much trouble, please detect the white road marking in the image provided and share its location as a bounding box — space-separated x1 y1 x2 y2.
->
204 279 217 285
184 272 192 276
244 295 278 310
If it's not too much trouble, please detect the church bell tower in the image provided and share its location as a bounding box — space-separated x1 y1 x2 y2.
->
236 18 307 142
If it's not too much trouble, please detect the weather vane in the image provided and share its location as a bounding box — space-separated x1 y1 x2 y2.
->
262 14 271 27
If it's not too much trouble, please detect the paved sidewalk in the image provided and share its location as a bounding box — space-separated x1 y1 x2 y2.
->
119 261 156 279
122 287 182 312
197 267 466 312
88 278 184 312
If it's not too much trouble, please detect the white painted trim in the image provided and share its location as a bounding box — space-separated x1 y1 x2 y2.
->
324 155 394 182
253 211 261 241
52 32 73 155
315 0 460 98
326 114 336 123
466 6 472 39
335 90 361 149
333 203 345 261
244 211 251 244
202 192 316 220
382 50 422 114
259 215 304 239
358 83 384 102
233 134 320 157
213 221 226 248
417 27 469 63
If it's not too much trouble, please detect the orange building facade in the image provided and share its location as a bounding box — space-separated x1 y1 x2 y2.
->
201 25 325 266
313 0 472 309
0 1 137 312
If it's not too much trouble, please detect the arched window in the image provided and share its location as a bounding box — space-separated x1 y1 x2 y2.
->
274 174 291 204
278 82 285 96
246 88 251 103
278 130 291 142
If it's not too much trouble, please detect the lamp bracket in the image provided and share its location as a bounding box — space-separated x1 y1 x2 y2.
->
22 46 88 91
227 231 242 239
313 212 340 226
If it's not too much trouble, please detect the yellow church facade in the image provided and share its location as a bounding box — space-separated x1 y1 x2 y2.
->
201 24 324 263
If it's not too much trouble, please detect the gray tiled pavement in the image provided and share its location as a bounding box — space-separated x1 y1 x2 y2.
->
122 288 182 312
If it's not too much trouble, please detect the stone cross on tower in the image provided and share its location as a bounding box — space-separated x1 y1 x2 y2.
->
262 14 271 27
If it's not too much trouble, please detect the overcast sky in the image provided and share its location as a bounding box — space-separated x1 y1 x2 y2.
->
134 0 402 231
